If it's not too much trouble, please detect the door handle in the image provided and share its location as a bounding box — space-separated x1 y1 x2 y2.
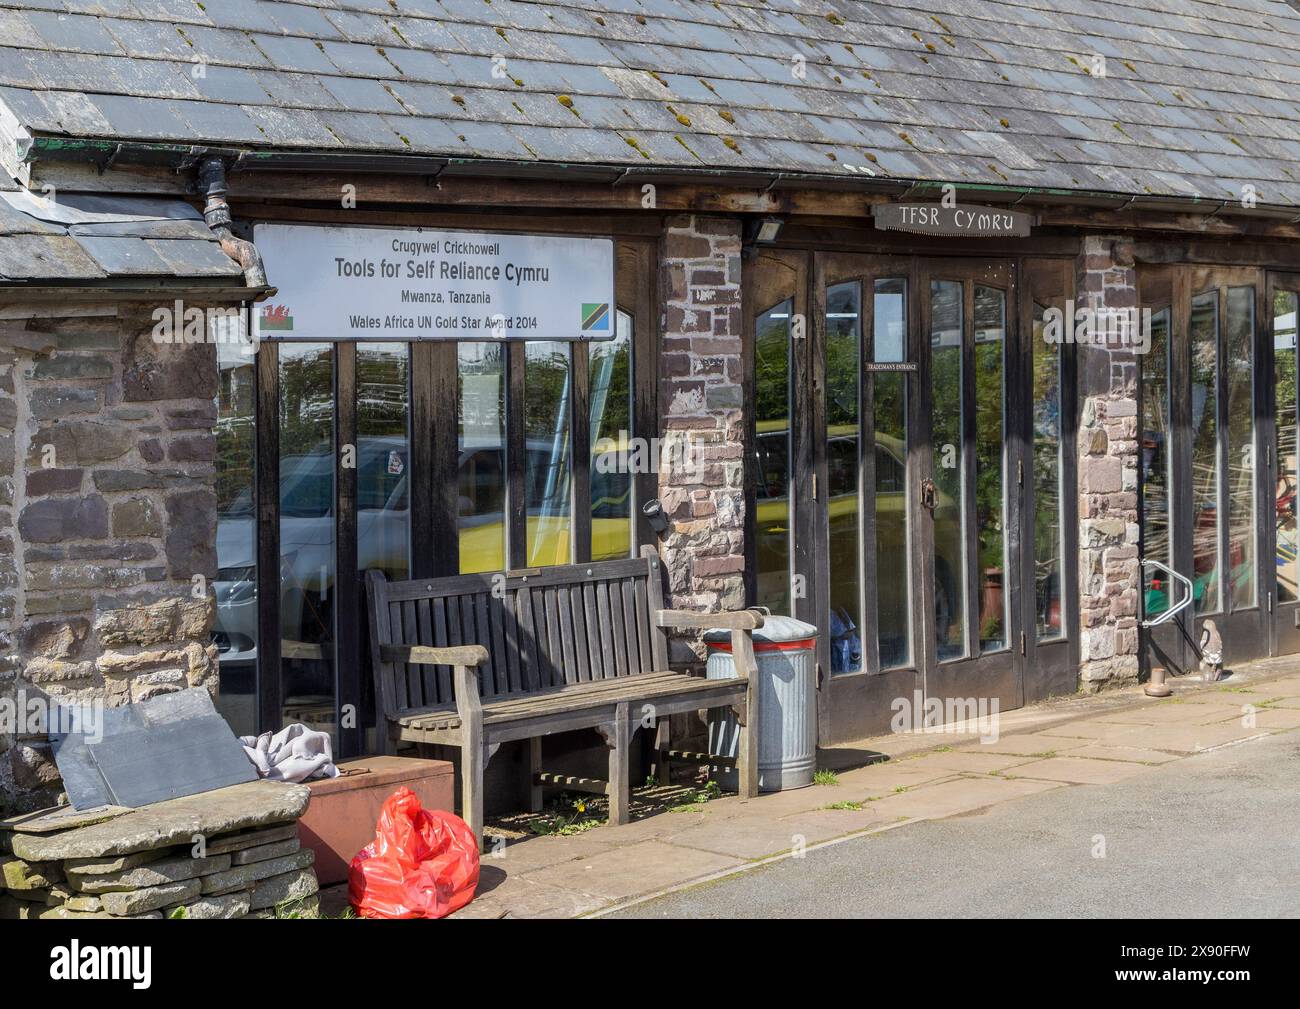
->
920 477 937 512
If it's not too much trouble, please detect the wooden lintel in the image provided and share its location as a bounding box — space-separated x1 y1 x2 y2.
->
22 160 1300 241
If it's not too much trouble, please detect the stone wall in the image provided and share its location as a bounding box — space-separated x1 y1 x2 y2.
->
656 215 746 663
1075 237 1141 690
0 306 220 815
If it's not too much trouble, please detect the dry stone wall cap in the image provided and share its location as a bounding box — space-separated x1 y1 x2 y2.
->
704 614 817 644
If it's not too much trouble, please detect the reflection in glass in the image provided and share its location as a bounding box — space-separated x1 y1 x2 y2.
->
358 344 410 582
825 282 862 674
590 311 634 561
214 341 257 737
458 343 507 573
1032 302 1064 640
358 344 408 753
754 300 792 616
526 341 573 566
1225 287 1256 609
1191 291 1221 614
278 344 336 743
1141 309 1173 617
1276 291 1299 604
874 279 910 668
974 286 1008 652
930 280 966 659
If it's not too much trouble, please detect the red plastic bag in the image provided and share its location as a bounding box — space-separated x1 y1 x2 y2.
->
348 787 480 919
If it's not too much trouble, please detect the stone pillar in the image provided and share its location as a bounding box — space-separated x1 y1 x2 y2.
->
1076 237 1141 691
0 307 221 814
656 215 746 663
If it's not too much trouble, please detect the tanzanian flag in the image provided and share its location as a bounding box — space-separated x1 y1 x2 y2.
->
582 302 610 332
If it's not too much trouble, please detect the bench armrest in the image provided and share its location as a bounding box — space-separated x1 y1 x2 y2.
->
380 644 490 668
655 608 765 631
382 644 488 724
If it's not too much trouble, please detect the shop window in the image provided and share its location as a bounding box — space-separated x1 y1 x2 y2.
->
825 281 862 674
874 278 910 669
589 309 635 561
754 299 793 616
213 341 257 737
1141 308 1173 617
525 341 573 567
1032 302 1065 641
930 280 967 660
458 342 506 573
974 286 1008 653
1225 287 1256 610
357 343 410 581
1190 291 1221 614
1276 290 1299 604
277 343 337 745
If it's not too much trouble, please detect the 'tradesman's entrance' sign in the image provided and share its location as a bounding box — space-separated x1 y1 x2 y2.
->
253 224 615 341
872 203 1035 238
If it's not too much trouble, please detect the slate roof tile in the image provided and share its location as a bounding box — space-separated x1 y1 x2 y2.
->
25 10 125 56
0 0 1294 205
0 179 250 283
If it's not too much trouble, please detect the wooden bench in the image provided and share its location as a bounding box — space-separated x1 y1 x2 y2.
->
365 546 761 848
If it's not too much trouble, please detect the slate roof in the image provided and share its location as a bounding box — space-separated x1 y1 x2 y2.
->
0 187 246 283
0 0 1299 207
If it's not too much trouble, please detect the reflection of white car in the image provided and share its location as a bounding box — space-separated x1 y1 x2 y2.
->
212 437 410 669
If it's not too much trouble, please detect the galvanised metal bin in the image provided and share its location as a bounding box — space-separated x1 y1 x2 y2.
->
704 613 817 792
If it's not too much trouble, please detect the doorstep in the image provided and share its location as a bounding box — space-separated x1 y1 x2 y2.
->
446 657 1300 919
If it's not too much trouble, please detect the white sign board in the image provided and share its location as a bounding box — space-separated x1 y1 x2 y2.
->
253 224 615 341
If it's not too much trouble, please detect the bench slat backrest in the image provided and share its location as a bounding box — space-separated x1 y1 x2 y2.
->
367 546 671 716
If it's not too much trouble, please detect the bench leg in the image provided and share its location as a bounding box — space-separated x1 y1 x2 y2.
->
736 681 759 799
603 701 630 826
462 723 487 851
529 736 544 813
653 715 672 787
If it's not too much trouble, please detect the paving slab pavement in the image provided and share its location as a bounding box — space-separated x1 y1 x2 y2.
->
435 661 1300 918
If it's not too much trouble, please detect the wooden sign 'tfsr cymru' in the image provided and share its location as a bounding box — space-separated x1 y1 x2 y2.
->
871 203 1036 238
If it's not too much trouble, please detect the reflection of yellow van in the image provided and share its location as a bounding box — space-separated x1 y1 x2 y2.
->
456 436 634 571
754 423 963 643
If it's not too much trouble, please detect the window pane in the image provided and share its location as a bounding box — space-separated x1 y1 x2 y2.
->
874 278 910 669
1276 291 1299 604
458 343 506 573
358 344 410 581
754 300 792 616
1191 291 1221 614
975 286 1008 652
826 282 862 674
1032 303 1064 640
526 341 572 567
1141 309 1173 616
930 280 966 659
590 311 634 561
214 341 257 737
278 343 336 744
1226 287 1256 609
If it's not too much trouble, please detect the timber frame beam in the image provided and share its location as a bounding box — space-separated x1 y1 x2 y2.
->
17 156 1300 242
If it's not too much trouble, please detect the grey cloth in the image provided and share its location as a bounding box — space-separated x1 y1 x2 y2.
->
240 724 340 783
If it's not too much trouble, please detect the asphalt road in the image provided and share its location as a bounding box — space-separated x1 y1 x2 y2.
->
612 731 1300 918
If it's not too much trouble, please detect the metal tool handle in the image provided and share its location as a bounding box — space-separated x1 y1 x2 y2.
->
1140 559 1193 627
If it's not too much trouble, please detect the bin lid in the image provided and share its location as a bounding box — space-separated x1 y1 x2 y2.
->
704 612 817 646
